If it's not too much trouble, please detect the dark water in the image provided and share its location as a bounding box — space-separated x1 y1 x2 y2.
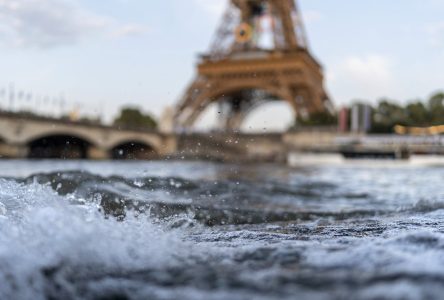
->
0 159 443 300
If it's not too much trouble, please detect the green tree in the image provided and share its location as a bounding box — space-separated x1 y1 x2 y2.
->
113 107 157 130
405 101 429 126
428 92 444 125
296 111 338 127
371 99 407 133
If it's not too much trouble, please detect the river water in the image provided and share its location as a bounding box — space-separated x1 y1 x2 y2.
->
0 158 443 300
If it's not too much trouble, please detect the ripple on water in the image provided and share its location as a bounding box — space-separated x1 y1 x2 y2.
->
0 161 442 299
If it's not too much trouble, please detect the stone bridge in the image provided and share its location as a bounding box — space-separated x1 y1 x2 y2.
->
0 112 176 159
1 112 443 161
0 112 299 162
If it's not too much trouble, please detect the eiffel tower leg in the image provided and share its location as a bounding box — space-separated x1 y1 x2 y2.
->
220 109 246 131
216 98 247 131
181 94 214 128
287 86 329 122
280 86 313 121
227 111 246 131
174 77 214 128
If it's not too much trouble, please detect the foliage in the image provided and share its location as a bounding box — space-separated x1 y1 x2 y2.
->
293 91 444 133
296 111 338 127
369 91 444 133
429 92 444 125
78 116 102 125
113 107 157 130
371 99 408 133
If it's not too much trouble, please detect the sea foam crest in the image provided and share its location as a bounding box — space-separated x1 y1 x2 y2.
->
0 179 189 299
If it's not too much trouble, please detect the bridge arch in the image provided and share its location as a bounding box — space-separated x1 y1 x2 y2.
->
23 128 98 148
110 140 157 160
27 134 93 159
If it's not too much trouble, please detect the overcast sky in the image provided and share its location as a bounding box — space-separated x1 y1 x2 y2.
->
0 0 443 129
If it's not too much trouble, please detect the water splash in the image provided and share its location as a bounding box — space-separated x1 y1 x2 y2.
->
0 161 443 299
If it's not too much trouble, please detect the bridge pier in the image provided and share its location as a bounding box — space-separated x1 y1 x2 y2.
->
87 147 110 160
159 134 178 157
0 143 28 159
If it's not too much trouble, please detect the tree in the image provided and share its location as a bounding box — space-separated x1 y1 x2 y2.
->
296 111 338 127
371 99 407 133
405 101 429 126
428 92 444 125
113 107 157 130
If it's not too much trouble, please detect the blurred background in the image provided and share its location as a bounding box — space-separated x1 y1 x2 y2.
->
0 0 443 132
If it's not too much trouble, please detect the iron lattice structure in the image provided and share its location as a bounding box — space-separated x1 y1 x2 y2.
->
174 0 333 131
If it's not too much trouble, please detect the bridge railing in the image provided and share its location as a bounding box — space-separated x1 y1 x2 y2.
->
336 135 444 147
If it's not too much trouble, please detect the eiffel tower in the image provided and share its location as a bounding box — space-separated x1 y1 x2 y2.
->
174 0 333 131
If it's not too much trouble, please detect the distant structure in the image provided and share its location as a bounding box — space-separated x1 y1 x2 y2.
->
351 103 372 133
174 0 333 131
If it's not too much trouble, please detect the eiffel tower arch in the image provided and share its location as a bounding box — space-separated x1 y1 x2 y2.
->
174 0 333 131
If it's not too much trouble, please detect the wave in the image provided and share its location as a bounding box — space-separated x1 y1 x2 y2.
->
1 168 444 299
2 172 394 226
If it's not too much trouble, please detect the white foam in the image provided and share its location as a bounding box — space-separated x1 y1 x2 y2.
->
0 179 191 299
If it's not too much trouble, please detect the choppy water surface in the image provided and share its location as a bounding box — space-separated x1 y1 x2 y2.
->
0 159 443 300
